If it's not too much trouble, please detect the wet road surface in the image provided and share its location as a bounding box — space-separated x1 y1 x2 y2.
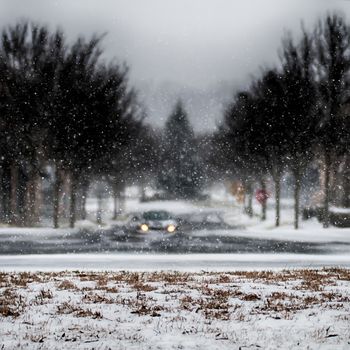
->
0 225 349 255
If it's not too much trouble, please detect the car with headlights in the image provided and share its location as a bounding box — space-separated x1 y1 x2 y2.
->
127 210 178 233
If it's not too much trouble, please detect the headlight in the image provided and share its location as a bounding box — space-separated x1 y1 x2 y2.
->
140 224 149 232
167 224 176 233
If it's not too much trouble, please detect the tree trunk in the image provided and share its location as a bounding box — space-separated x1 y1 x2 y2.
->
294 168 301 230
0 164 11 223
81 184 87 220
118 188 125 216
75 186 82 220
96 195 102 225
61 172 70 219
22 171 33 226
141 182 146 202
274 170 281 227
0 168 4 222
323 152 331 228
10 163 19 225
24 169 39 227
53 167 61 228
245 178 253 217
33 173 42 224
113 185 118 220
69 174 77 229
342 153 350 208
260 177 267 221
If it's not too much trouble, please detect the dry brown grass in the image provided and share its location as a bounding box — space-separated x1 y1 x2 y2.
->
199 297 230 320
131 303 164 317
5 272 42 289
82 292 114 304
3 268 349 288
321 267 350 280
180 289 232 320
57 301 102 319
129 292 165 317
0 288 25 317
241 293 261 301
96 275 108 287
34 289 54 305
39 289 53 299
78 272 101 281
132 282 157 292
0 268 349 323
254 292 320 317
30 334 45 343
99 286 119 293
321 292 350 303
147 271 192 284
180 295 195 310
0 272 8 287
75 308 102 319
206 268 349 286
57 280 77 290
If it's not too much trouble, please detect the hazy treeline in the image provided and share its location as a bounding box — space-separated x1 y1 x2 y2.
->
211 13 350 229
0 14 349 230
0 21 160 227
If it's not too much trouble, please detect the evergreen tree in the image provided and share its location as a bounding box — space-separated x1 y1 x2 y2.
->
158 101 202 199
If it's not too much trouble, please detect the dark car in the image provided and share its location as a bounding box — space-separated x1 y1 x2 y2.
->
127 210 178 233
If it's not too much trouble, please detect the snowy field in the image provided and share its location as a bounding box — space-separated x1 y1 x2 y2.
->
1 268 350 349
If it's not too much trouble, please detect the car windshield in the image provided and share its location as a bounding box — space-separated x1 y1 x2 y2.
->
142 211 171 221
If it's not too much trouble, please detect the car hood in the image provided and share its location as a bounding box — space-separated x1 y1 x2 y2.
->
144 220 177 228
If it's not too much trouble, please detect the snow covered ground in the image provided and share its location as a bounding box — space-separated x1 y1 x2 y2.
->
1 194 349 243
1 269 350 349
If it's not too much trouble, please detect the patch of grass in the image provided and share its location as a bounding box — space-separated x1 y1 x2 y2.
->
1 268 350 326
147 271 192 284
34 289 53 305
132 282 157 292
241 293 260 301
0 288 25 317
57 301 102 319
7 272 42 288
82 292 114 304
57 280 77 290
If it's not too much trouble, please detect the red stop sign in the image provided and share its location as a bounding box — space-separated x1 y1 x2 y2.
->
255 189 269 205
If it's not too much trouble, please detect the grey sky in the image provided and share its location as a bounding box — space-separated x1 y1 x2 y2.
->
1 0 350 131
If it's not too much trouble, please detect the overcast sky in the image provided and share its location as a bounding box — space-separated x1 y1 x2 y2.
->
1 0 350 131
